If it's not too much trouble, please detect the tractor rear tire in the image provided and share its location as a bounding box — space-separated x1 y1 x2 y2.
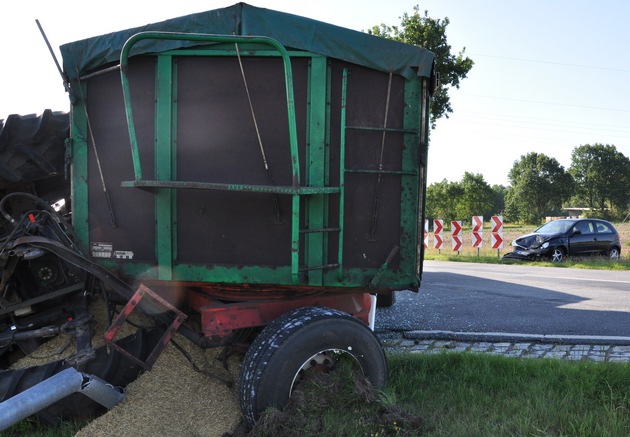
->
237 306 387 426
0 110 68 191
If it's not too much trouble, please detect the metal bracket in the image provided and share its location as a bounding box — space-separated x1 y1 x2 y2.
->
103 284 187 370
369 245 399 290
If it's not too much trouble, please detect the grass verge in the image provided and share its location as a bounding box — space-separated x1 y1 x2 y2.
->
424 252 630 270
387 353 630 437
228 352 630 437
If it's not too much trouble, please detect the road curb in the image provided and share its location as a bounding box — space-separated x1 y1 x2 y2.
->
378 329 630 346
377 331 630 363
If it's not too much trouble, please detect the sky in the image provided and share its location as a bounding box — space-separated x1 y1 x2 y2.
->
1 0 629 187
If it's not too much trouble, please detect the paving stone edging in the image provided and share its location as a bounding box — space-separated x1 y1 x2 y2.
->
377 330 630 363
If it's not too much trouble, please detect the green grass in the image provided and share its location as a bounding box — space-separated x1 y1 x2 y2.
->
387 353 630 437
1 417 88 437
239 353 630 437
424 252 630 270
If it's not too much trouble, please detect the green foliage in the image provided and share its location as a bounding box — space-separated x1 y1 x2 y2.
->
569 144 630 219
458 172 494 219
426 173 498 222
426 178 462 222
368 5 474 128
490 183 507 215
506 152 574 224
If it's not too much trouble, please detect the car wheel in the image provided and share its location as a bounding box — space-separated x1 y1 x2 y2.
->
550 247 565 263
608 247 620 261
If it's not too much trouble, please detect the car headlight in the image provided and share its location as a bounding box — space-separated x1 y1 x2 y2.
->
541 242 549 249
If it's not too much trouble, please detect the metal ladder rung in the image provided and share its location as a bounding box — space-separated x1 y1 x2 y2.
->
299 227 340 234
298 263 340 272
346 125 417 134
344 169 417 176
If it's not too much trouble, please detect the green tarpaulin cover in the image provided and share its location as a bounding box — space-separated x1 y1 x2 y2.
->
60 2 434 81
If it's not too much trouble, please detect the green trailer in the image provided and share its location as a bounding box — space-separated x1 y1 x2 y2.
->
0 3 435 427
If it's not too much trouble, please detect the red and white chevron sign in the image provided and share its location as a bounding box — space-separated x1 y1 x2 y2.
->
472 231 483 248
451 220 462 251
451 220 462 236
491 215 504 249
433 219 445 249
434 233 444 250
472 216 483 233
472 216 483 248
491 215 503 233
451 235 462 251
491 232 504 249
433 219 444 235
424 219 429 248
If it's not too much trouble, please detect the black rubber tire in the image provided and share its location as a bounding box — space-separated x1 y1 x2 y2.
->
0 110 68 190
238 306 387 425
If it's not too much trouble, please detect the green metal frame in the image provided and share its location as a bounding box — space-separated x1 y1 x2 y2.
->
70 31 428 291
119 32 341 285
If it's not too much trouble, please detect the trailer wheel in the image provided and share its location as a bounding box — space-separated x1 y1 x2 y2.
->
238 306 387 425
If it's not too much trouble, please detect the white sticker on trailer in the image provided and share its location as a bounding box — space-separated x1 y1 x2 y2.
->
91 242 113 258
114 251 134 260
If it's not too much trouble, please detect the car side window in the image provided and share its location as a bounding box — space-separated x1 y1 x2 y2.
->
574 221 593 234
596 222 611 233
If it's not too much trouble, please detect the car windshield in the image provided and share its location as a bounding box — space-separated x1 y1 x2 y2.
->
534 220 574 234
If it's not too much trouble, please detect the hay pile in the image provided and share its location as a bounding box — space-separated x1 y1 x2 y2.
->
75 339 243 437
10 296 245 436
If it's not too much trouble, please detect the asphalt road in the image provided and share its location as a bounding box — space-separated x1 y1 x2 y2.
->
375 260 630 338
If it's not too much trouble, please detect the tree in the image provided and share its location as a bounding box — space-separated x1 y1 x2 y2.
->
426 178 462 222
506 152 573 224
457 172 494 219
569 144 630 219
490 184 507 216
426 173 495 222
369 6 474 128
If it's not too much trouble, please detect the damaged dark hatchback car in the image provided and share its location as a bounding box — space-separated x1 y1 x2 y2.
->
503 218 621 262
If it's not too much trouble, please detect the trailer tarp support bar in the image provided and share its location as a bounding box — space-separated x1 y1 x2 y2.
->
119 32 323 284
119 32 301 185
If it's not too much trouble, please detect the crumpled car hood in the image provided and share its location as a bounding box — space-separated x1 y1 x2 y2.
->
512 232 562 249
